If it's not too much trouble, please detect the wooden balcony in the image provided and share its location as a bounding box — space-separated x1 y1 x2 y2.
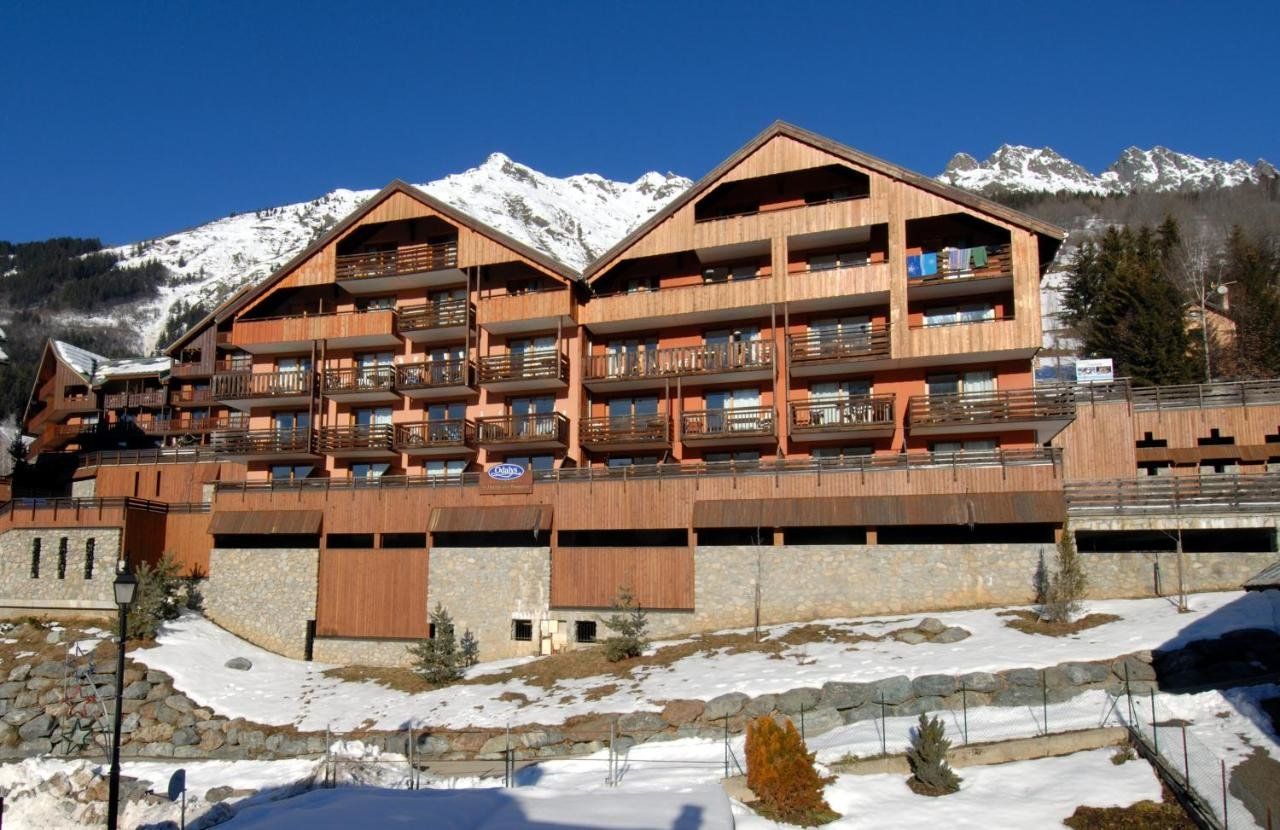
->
103 392 130 409
128 389 167 408
395 359 475 400
394 420 476 457
398 298 472 345
681 406 776 447
322 366 398 403
45 421 103 448
171 360 212 379
477 351 568 392
581 278 775 333
475 412 570 451
906 243 1013 301
476 288 573 335
785 262 891 311
900 316 1037 364
212 370 313 411
907 387 1077 442
789 396 896 441
210 428 316 459
579 414 671 453
334 239 461 294
787 327 891 377
584 341 774 392
142 414 250 436
230 309 400 354
316 424 397 458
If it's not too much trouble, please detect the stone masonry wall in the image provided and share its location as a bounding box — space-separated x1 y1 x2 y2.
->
312 637 417 668
0 528 120 614
1082 550 1277 598
428 547 550 661
204 548 318 659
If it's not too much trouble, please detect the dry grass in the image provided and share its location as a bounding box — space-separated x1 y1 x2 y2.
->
0 616 117 671
1063 785 1195 829
999 610 1122 637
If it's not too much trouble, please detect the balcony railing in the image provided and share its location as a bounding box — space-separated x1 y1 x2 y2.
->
907 388 1077 429
790 395 895 433
580 414 671 447
477 351 568 385
143 415 250 435
128 389 167 408
49 422 103 441
171 360 210 378
788 327 889 365
212 370 313 401
322 366 396 396
907 243 1012 283
394 420 475 451
398 298 470 332
316 424 396 454
211 429 313 456
395 359 472 390
170 388 216 406
681 406 776 440
475 412 569 445
103 393 129 409
1065 473 1280 515
1128 378 1280 411
335 239 459 281
585 341 774 383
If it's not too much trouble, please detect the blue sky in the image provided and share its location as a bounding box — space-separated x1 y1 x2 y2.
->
2 0 1276 244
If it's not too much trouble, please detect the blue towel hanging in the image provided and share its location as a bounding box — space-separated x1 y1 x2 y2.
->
921 252 938 276
907 255 923 278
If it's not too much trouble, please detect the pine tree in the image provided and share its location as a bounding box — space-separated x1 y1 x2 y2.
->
1042 520 1086 624
906 714 961 795
602 585 649 662
126 554 184 640
745 716 837 825
1221 227 1280 378
407 603 467 684
459 628 480 668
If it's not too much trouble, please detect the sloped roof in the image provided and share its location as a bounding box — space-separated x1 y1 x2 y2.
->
166 180 582 355
92 355 172 385
52 340 106 380
583 121 1067 283
1244 560 1280 591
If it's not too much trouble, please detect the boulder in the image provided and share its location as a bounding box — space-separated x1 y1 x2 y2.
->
171 727 197 747
518 729 563 749
892 696 944 717
916 617 947 636
743 694 778 717
122 681 151 700
18 713 54 740
224 657 252 671
414 735 451 756
703 692 749 721
44 630 62 645
1111 655 1156 683
959 672 1001 693
1003 668 1041 688
164 695 194 713
618 711 666 735
912 674 957 698
775 687 821 715
796 706 843 738
0 681 26 698
933 627 971 644
32 661 64 678
154 704 183 726
660 699 705 726
992 686 1043 707
819 681 870 711
893 629 928 645
872 675 913 705
25 677 55 692
8 664 32 683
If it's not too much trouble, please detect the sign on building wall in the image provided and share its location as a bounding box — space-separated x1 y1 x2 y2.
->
1075 358 1115 384
480 463 533 494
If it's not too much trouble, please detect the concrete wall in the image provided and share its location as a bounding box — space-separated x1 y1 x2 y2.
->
428 547 550 661
0 527 120 614
70 478 96 498
205 548 318 659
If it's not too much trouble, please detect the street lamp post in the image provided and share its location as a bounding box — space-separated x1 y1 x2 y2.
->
107 564 137 830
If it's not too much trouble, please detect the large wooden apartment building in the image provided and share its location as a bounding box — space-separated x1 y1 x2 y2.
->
5 123 1279 663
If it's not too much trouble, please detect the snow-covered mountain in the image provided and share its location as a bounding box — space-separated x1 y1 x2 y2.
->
104 154 691 353
939 144 1276 196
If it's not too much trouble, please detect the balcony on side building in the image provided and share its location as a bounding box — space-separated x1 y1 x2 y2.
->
170 388 216 407
322 366 398 403
787 326 891 377
142 414 250 436
583 340 774 392
579 414 672 453
680 406 776 447
212 369 313 411
334 238 461 294
316 424 398 458
477 351 569 393
210 428 316 460
475 412 570 451
907 387 1077 442
45 421 103 449
395 358 475 400
230 309 400 354
397 298 473 345
128 389 167 408
103 392 129 410
394 420 476 457
905 243 1013 301
788 395 896 442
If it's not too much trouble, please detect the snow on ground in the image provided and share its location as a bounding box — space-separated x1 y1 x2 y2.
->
131 591 1279 732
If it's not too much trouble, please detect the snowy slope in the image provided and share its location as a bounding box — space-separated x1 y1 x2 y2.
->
106 153 691 354
940 144 1276 195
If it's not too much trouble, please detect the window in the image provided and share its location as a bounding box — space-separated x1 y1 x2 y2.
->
705 450 760 464
381 532 427 548
927 370 995 397
84 538 96 579
606 455 661 468
625 276 656 294
811 446 874 461
353 407 393 427
808 250 869 272
575 620 598 644
351 463 390 480
505 455 555 472
604 337 658 377
357 296 396 311
931 439 999 454
923 303 996 327
327 533 375 549
606 396 659 421
276 356 312 373
425 459 467 480
270 464 314 481
1199 460 1241 475
1139 463 1173 476
702 263 757 283
273 410 310 432
508 397 556 438
512 619 534 642
30 538 41 579
703 388 762 433
57 537 68 580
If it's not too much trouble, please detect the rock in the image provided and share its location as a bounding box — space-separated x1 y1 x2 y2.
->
415 735 450 756
518 730 562 749
992 686 1043 707
933 627 971 644
2 707 35 726
238 730 265 749
1003 668 1041 688
674 724 721 740
192 803 235 828
912 674 957 698
818 681 870 711
122 681 151 700
892 696 944 717
8 664 32 682
171 727 197 747
661 699 705 726
618 711 666 735
173 745 208 759
703 692 749 721
958 672 1001 693
146 671 168 684
142 742 175 757
164 695 194 713
775 687 821 715
224 657 252 671
18 714 54 740
120 713 139 734
32 660 63 678
45 630 62 645
916 617 947 636
26 677 55 692
872 675 912 705
743 694 778 717
133 723 174 744
146 683 172 701
0 721 18 748
205 785 250 803
154 704 183 726
198 730 226 752
478 734 513 757
893 629 928 645
796 706 843 737
1112 655 1156 683
0 681 26 698
19 738 53 754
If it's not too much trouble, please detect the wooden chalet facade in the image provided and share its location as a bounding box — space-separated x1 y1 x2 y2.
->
5 123 1279 662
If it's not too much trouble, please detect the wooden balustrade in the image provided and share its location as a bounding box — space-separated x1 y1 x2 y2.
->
212 370 313 401
579 414 671 448
907 243 1012 283
475 412 569 446
322 366 397 396
395 359 472 391
789 395 895 434
397 298 470 332
142 415 249 435
171 360 211 378
1065 472 1280 515
103 393 129 409
170 388 216 406
210 428 313 456
316 424 396 454
128 389 167 408
681 406 776 441
584 340 774 383
907 388 1077 429
477 352 568 384
335 239 458 281
788 327 889 365
394 420 475 451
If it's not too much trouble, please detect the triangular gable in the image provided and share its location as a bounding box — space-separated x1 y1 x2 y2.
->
582 121 1066 284
167 179 581 352
22 340 97 428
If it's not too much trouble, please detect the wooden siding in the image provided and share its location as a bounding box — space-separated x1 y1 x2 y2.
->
231 309 397 347
1053 401 1140 481
477 289 573 328
162 512 212 576
550 547 693 610
92 462 227 502
316 548 429 639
